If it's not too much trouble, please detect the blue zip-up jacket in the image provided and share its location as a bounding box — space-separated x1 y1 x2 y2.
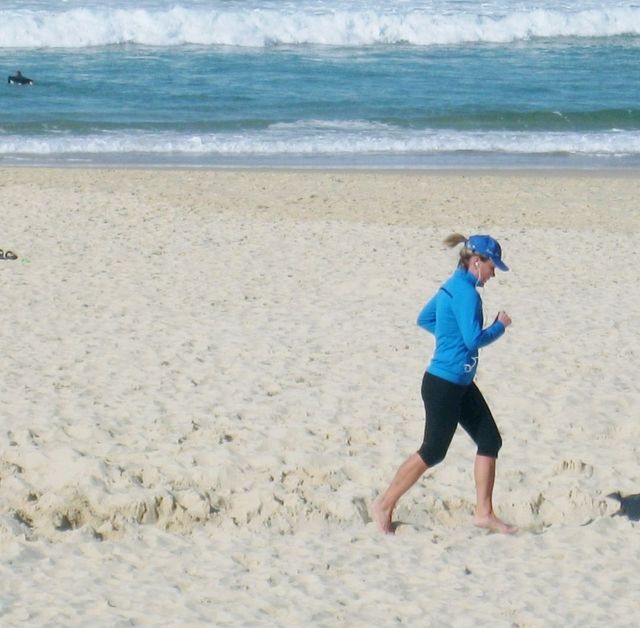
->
417 268 505 385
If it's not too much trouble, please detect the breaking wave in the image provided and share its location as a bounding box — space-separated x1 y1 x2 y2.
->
2 5 640 49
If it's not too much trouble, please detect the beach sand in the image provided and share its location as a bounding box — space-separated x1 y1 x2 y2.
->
1 167 639 626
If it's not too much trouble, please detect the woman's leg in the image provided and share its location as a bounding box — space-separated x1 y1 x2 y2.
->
473 454 517 533
371 453 427 534
459 384 517 533
372 373 461 534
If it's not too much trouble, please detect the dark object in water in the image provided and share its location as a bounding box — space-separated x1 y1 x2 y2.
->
608 492 640 521
8 71 33 85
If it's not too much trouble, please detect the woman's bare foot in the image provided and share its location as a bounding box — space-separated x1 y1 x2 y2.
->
371 497 394 534
474 512 518 534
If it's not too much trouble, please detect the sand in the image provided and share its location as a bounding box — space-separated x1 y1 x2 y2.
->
0 167 639 626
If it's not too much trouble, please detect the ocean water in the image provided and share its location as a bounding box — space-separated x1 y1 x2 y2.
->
1 0 640 168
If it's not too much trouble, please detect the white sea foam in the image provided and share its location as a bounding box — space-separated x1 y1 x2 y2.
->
1 5 640 48
2 127 640 158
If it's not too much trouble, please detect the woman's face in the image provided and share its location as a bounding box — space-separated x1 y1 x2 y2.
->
473 256 496 284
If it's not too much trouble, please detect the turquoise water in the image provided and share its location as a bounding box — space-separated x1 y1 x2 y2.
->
2 0 640 168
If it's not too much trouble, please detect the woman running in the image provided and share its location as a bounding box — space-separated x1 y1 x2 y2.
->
372 233 516 534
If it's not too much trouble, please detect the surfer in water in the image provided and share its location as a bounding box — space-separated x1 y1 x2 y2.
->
372 233 517 535
8 71 33 85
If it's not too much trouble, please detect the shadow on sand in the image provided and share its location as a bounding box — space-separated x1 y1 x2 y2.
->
608 492 640 521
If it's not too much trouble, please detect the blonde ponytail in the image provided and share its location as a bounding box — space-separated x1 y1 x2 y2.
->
443 232 475 269
443 233 467 248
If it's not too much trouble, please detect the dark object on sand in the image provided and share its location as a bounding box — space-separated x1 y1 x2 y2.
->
608 492 640 521
0 250 18 260
8 71 33 85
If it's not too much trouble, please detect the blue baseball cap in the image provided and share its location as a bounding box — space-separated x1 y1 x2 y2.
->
466 235 509 271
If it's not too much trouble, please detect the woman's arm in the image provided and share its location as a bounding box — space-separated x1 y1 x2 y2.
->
453 290 505 351
417 293 437 334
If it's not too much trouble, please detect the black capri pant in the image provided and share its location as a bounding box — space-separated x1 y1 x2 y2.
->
417 372 502 467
